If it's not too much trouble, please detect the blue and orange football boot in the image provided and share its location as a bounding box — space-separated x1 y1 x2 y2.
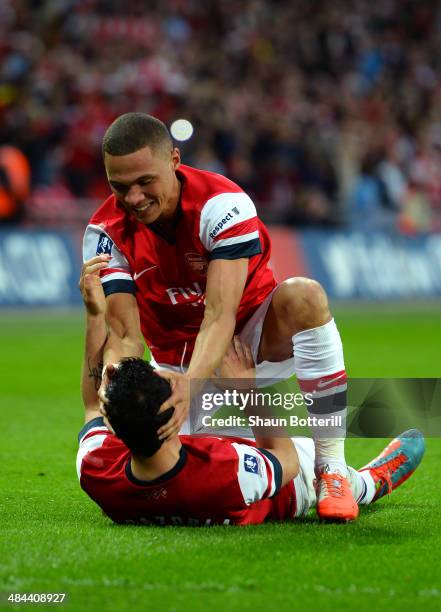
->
359 429 425 502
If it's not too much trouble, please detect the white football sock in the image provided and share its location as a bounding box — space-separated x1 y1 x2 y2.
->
293 319 348 475
347 466 376 504
314 439 347 476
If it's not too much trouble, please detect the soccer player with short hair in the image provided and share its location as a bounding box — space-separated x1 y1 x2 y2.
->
77 257 425 526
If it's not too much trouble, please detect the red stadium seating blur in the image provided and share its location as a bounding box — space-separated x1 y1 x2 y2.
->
1 0 440 231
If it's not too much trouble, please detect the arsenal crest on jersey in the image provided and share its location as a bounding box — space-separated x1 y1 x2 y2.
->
185 252 208 275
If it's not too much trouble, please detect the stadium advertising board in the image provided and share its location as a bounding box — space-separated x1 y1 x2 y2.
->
0 229 82 306
269 228 441 299
1 228 440 306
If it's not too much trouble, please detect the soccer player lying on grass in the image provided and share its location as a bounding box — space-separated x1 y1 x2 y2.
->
77 257 425 526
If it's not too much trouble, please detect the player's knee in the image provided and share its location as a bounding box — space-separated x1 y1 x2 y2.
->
275 277 330 332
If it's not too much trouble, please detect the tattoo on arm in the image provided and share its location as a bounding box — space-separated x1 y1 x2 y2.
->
88 359 103 391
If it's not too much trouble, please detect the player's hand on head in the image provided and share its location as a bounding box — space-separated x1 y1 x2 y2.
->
79 255 110 316
156 371 190 441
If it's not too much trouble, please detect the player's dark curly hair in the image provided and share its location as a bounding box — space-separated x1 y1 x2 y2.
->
104 358 174 458
102 112 173 157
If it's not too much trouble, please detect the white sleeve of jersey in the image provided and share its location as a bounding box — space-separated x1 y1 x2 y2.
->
199 192 261 257
83 225 135 296
76 417 109 480
232 443 282 505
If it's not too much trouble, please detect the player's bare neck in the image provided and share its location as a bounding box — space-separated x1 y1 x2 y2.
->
161 177 182 223
131 438 181 482
150 215 179 242
151 183 183 240
155 210 179 231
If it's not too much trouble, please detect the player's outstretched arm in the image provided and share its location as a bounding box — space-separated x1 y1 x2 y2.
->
157 258 248 440
103 293 145 366
220 337 299 487
189 258 248 379
79 255 109 423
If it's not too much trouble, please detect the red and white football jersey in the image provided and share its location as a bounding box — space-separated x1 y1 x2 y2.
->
83 165 276 367
77 417 297 526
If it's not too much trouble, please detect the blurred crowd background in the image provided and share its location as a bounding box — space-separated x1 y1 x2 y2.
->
1 0 440 233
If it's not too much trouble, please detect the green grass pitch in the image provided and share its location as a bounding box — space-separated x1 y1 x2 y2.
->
1 304 440 611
